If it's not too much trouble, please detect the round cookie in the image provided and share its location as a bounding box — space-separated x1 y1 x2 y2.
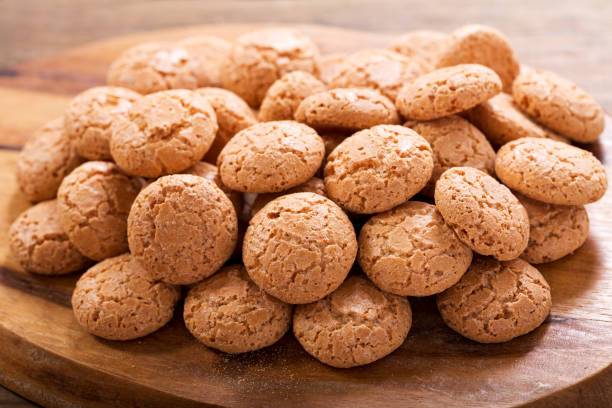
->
329 49 429 101
128 174 238 285
324 125 433 214
293 275 411 368
295 88 400 131
177 35 232 88
319 53 347 85
258 71 327 122
435 24 520 92
243 192 357 304
516 193 589 264
16 118 84 202
396 64 502 121
495 137 607 205
358 201 473 296
110 89 218 178
184 264 292 354
195 87 257 163
388 30 449 66
9 200 91 275
217 121 324 193
57 161 141 261
512 69 605 142
72 253 180 340
434 167 529 261
437 257 551 343
409 115 495 196
220 28 320 107
183 161 244 216
250 176 326 218
64 86 141 160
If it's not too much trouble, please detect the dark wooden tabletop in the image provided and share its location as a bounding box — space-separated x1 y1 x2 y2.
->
1 1 611 407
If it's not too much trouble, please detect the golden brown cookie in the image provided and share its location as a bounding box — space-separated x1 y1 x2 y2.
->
317 131 349 176
16 118 84 202
64 86 141 160
249 176 326 218
388 30 449 66
436 24 520 92
437 257 551 343
110 89 218 178
184 264 292 354
243 192 357 304
183 161 243 216
217 121 324 193
258 71 327 122
293 275 411 368
177 35 232 88
72 253 180 340
329 49 429 101
9 200 91 275
318 53 347 85
57 161 141 261
512 69 605 143
324 125 433 214
409 115 495 196
434 167 529 261
295 88 400 131
194 87 257 164
495 137 607 205
220 28 320 107
358 201 472 296
128 174 238 285
396 64 502 120
516 193 589 264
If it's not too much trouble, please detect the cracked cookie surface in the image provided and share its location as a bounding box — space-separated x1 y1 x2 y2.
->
434 167 529 261
9 200 91 275
177 35 232 88
388 30 449 67
495 137 607 205
319 53 347 85
110 89 218 178
184 264 292 354
293 275 411 368
396 64 502 120
250 176 326 218
243 192 357 304
57 161 141 261
183 161 243 216
217 120 324 193
72 253 180 340
324 125 433 214
358 201 472 296
437 257 551 343
128 174 238 285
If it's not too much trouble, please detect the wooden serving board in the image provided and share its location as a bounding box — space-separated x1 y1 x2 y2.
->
0 24 611 408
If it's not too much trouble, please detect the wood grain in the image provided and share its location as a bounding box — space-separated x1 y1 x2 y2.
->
0 24 610 408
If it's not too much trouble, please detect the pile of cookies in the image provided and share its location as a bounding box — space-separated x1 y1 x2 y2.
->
9 25 608 368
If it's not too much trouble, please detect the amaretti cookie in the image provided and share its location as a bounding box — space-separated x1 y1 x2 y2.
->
110 89 218 178
195 87 257 163
319 53 347 85
437 257 551 343
358 201 472 296
434 167 529 261
72 253 180 340
388 30 449 66
64 86 141 160
436 24 520 92
217 121 324 193
177 35 232 88
184 264 292 354
220 28 320 107
128 175 238 285
409 115 495 196
57 161 141 261
16 118 83 202
259 71 326 122
329 49 428 101
295 88 400 131
250 176 326 218
9 200 91 275
243 192 357 304
396 64 502 120
516 193 589 264
324 125 433 214
183 161 243 216
495 137 607 205
293 275 411 368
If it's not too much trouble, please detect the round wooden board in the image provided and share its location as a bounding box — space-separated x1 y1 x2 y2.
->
0 24 611 408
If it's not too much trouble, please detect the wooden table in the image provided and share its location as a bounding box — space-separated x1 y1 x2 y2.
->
1 1 611 407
